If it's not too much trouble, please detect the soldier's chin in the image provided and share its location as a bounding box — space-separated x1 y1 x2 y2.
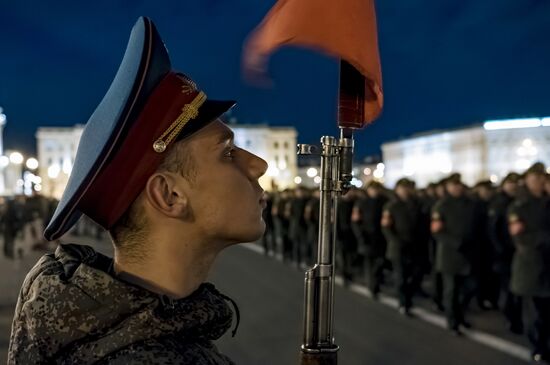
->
240 222 266 245
222 222 266 247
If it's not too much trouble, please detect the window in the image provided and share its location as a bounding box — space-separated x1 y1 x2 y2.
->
274 141 279 149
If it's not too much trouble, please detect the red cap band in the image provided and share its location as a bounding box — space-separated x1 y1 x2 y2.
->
80 72 200 229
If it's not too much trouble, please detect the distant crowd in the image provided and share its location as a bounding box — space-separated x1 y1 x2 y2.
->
1 162 549 362
0 194 104 260
260 162 550 362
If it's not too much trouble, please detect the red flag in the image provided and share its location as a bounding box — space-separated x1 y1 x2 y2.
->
243 0 383 123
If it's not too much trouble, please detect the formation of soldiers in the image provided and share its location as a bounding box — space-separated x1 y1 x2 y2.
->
261 162 550 363
0 194 107 260
0 194 58 259
1 162 548 362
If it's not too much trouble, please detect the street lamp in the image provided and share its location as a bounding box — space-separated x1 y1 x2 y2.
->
47 163 61 198
9 151 24 165
22 157 40 195
26 158 39 170
306 167 318 178
48 164 61 179
0 107 6 126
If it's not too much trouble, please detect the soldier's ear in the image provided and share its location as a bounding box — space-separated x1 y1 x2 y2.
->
144 172 190 219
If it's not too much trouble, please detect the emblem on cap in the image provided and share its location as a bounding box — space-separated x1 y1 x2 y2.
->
177 74 198 95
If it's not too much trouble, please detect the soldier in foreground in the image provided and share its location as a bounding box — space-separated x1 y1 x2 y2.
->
8 17 267 364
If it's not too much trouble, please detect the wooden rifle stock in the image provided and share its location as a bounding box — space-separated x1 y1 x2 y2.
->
300 351 338 365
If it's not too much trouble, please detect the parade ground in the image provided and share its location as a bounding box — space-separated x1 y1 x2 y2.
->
0 234 532 364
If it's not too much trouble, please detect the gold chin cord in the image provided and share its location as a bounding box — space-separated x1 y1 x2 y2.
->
153 91 207 153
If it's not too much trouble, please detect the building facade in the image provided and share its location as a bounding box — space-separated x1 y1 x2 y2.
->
36 126 84 199
382 118 550 188
0 108 6 194
230 123 298 190
36 123 299 197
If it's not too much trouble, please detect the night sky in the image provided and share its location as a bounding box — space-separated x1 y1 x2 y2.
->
1 0 550 159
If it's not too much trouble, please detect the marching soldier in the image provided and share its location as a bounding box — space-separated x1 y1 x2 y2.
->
431 178 448 311
304 189 320 266
352 181 388 298
469 180 498 310
289 187 310 267
381 178 423 315
431 174 477 334
272 189 292 262
261 191 275 256
508 163 550 363
488 172 523 333
337 187 358 285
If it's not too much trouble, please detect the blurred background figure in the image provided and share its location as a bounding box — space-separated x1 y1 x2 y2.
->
431 174 477 335
381 178 423 316
337 187 359 286
352 181 388 298
467 180 498 311
488 172 523 334
507 162 550 363
288 186 310 268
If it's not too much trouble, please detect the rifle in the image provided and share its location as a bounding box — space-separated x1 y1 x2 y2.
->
297 60 367 365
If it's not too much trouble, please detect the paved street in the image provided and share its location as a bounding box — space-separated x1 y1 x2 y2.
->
1 235 531 364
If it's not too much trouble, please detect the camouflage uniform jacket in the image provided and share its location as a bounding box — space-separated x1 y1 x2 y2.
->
8 244 237 364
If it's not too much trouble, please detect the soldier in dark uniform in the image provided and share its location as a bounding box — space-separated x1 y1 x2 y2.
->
9 17 268 364
304 188 320 266
431 178 448 311
507 163 550 363
431 174 477 334
288 186 310 267
381 178 423 315
468 180 498 310
272 189 292 262
261 191 275 256
2 197 24 259
488 172 523 333
352 181 388 298
337 187 358 285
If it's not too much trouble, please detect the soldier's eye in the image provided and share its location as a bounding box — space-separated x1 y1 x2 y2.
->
224 147 237 159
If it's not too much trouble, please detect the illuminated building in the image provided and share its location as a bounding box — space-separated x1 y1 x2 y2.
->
230 123 297 190
0 107 6 194
36 123 298 197
36 125 84 199
382 117 550 188
0 108 40 196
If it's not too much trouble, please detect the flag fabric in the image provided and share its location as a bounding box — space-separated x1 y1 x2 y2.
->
243 0 383 123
